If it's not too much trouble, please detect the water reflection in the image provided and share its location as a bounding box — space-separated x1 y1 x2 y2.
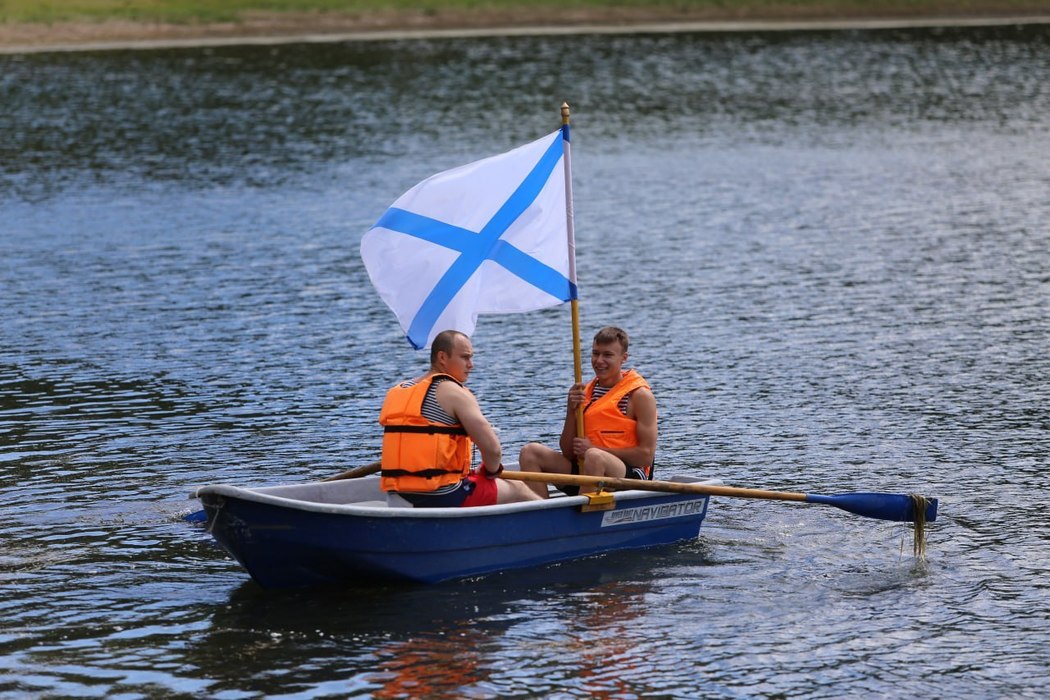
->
181 549 675 696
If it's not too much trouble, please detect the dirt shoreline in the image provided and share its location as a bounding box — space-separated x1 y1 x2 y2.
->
2 7 1049 54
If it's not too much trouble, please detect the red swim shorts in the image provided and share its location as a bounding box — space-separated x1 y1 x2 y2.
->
461 471 498 507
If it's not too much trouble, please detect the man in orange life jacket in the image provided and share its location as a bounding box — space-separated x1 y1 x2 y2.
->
379 329 541 507
518 326 657 498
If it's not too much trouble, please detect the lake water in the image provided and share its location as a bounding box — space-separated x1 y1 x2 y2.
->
2 23 1048 699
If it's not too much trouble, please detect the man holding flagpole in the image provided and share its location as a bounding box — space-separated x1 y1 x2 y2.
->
518 326 658 498
378 329 541 507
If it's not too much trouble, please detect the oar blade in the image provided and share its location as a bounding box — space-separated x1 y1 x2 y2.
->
184 509 207 523
805 492 938 522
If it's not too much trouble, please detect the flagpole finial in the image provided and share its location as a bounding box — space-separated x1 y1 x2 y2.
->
561 102 570 125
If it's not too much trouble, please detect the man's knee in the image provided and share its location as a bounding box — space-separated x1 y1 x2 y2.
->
582 449 624 477
518 442 546 470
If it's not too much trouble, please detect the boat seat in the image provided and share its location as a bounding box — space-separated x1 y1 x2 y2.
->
386 492 413 508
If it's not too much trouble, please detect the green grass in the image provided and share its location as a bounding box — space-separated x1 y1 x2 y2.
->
1 0 1046 25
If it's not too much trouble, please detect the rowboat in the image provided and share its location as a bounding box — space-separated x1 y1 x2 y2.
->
190 102 941 587
192 472 717 588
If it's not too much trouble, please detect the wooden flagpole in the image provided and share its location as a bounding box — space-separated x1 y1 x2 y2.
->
561 102 585 441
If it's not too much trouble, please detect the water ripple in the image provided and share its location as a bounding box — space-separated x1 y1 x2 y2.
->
1 23 1049 699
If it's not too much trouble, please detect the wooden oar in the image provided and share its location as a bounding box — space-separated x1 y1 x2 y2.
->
320 460 382 482
501 471 938 523
183 460 382 522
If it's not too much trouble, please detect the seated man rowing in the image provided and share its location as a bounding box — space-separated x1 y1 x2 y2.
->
379 329 540 507
518 326 657 498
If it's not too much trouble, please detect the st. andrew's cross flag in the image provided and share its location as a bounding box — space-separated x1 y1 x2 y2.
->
361 128 577 349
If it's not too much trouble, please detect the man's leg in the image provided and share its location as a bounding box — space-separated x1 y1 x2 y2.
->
494 478 543 504
577 448 627 493
518 443 572 498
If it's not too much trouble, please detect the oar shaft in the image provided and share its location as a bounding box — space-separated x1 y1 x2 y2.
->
320 460 382 482
501 471 937 522
502 470 808 502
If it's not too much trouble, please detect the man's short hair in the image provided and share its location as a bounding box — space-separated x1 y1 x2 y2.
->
593 326 629 353
431 330 467 365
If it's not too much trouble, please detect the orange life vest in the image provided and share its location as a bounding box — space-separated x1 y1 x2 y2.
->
379 373 472 492
583 369 652 476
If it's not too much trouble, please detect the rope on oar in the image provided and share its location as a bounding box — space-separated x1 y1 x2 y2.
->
911 493 929 559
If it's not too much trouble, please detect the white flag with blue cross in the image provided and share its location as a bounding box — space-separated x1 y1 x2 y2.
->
361 129 577 349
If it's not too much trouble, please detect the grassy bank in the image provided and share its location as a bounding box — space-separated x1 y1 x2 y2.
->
2 1 1047 52
4 0 1050 25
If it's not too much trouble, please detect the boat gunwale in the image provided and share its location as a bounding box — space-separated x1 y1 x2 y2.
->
193 474 718 520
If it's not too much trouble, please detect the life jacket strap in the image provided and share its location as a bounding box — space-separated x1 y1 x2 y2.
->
381 467 463 479
383 425 468 436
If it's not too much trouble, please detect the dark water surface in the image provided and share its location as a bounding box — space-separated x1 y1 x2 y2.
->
2 24 1049 698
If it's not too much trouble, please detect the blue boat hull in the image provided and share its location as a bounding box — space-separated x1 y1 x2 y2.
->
195 475 713 588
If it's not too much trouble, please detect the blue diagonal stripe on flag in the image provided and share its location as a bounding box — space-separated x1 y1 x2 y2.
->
361 130 576 349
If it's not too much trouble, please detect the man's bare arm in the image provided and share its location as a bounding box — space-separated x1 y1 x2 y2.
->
595 388 657 467
438 381 502 468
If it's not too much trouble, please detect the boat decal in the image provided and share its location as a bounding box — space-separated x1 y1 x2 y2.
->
601 498 706 526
